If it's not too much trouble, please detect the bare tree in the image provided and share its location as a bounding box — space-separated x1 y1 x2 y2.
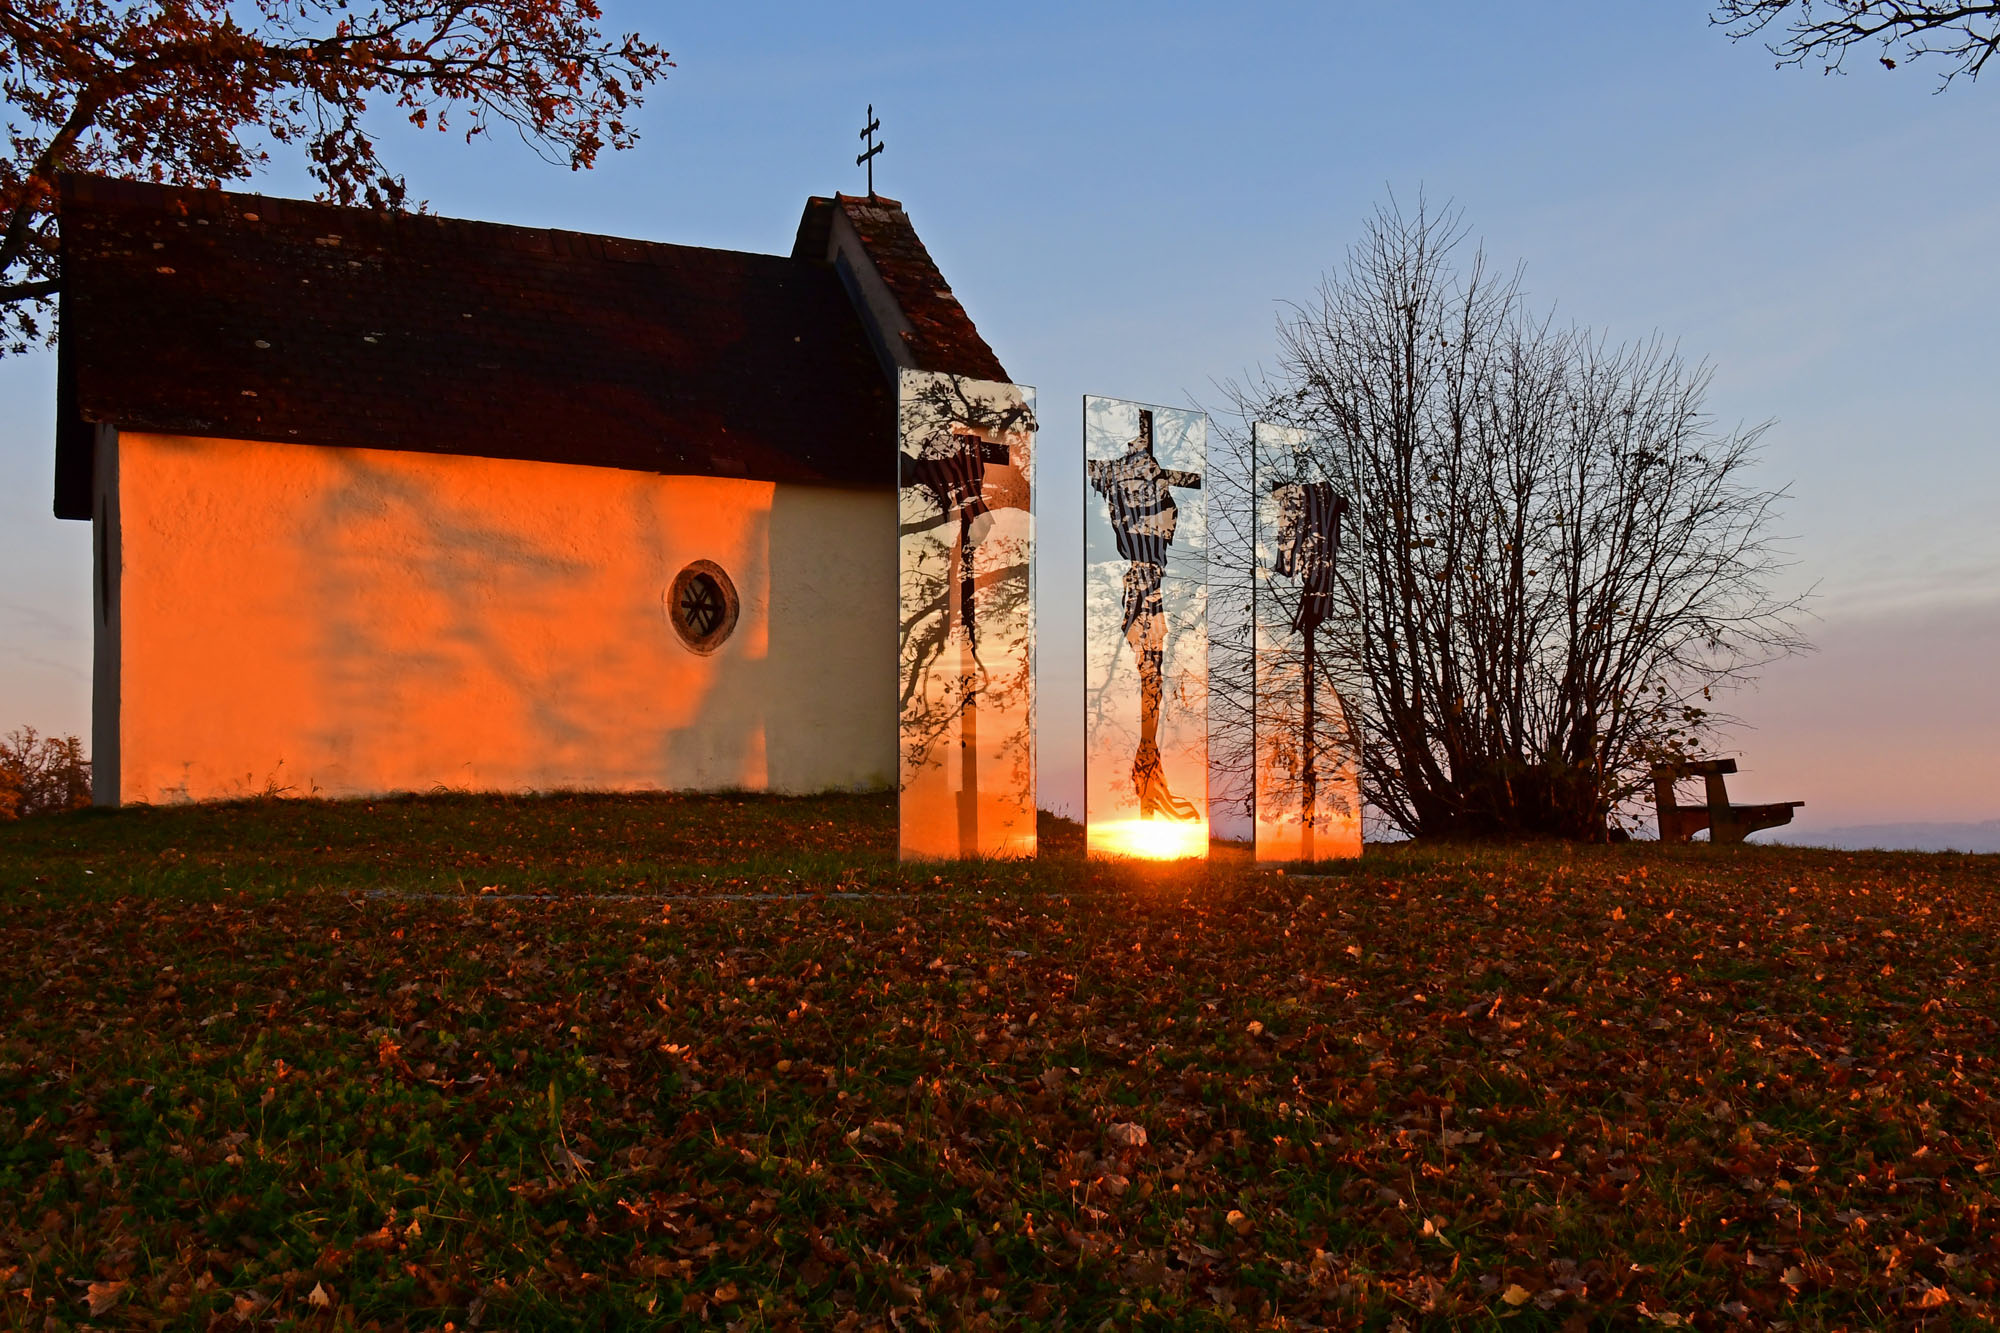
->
1224 198 1806 842
1 1 671 354
1714 1 2000 85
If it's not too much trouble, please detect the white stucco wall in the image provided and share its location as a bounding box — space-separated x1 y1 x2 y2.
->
99 432 896 804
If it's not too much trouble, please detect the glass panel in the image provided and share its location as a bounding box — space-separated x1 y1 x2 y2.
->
1084 397 1208 859
1253 423 1362 862
897 370 1037 859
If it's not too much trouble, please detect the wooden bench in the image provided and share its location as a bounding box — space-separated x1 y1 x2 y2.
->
1652 758 1803 844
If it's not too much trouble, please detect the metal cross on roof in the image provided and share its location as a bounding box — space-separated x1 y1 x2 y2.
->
856 105 884 198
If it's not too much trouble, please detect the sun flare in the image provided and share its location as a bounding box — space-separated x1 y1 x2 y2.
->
1086 818 1210 861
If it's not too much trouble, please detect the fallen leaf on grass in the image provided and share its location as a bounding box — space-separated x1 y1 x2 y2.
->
308 1282 332 1308
1501 1283 1531 1307
1106 1121 1147 1148
84 1280 127 1315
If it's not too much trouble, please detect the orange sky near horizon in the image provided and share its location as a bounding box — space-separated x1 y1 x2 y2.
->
1725 597 2000 832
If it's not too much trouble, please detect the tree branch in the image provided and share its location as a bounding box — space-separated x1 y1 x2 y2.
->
0 279 61 305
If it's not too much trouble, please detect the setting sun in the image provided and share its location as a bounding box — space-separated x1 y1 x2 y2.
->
1085 817 1210 861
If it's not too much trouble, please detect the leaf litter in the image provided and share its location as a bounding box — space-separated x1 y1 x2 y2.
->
0 791 1997 1328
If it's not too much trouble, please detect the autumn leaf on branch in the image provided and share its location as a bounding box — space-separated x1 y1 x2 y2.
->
0 0 672 354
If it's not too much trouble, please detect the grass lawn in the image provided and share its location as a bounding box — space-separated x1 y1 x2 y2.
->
2 792 1998 1330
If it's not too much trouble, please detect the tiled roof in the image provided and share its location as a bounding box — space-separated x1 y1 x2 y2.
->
795 194 1009 383
54 177 908 518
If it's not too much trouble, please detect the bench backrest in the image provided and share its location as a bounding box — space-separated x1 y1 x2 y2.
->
1651 758 1737 780
1653 758 1737 814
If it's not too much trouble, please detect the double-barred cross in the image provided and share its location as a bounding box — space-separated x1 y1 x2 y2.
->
857 105 884 197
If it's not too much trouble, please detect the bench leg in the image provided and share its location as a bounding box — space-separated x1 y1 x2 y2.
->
1657 807 1709 843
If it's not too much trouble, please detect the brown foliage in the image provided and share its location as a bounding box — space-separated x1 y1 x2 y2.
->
0 0 672 352
0 725 89 817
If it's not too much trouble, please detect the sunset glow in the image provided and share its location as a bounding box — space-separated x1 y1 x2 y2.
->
1086 818 1210 861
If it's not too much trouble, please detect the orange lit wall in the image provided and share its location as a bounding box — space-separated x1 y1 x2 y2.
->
97 432 896 804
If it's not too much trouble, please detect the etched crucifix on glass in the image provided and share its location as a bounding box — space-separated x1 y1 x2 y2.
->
1084 398 1208 860
897 370 1037 859
1253 422 1362 862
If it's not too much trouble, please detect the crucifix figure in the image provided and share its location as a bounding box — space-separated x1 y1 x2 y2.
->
1271 479 1349 857
1088 408 1203 822
901 424 1024 649
856 105 884 198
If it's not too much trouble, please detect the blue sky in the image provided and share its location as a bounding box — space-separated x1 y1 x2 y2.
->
3 1 1995 831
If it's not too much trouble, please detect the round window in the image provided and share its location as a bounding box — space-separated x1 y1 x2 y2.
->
667 560 739 654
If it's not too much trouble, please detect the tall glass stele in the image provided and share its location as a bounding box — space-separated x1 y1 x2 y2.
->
896 370 1037 860
1083 396 1209 859
1252 422 1362 862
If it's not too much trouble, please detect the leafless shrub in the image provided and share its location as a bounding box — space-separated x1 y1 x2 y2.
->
1219 197 1807 841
